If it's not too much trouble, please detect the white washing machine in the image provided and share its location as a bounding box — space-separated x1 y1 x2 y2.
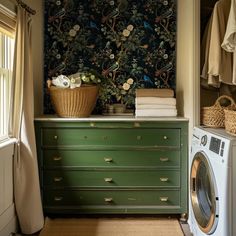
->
189 127 236 236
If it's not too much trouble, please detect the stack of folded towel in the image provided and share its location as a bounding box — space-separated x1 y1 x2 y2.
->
135 89 177 117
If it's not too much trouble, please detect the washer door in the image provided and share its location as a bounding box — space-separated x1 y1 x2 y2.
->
190 151 219 234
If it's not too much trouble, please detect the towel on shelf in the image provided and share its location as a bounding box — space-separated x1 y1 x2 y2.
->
136 104 176 109
135 108 177 117
135 97 176 106
136 89 174 98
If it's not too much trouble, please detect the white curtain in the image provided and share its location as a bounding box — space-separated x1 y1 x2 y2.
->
9 6 44 234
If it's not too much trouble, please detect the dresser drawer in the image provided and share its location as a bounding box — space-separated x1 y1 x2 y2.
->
43 150 180 168
43 170 180 188
44 190 180 207
42 128 180 147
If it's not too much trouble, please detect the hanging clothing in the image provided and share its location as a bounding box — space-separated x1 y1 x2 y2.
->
201 0 233 87
222 0 236 84
208 0 233 86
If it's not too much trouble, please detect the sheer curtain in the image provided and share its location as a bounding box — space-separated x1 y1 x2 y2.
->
9 6 44 234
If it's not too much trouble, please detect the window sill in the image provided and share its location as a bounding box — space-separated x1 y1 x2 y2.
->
0 137 17 149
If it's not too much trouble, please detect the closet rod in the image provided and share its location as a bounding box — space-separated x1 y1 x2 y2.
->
15 0 36 15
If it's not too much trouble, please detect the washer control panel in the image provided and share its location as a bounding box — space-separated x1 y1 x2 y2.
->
209 136 221 155
201 135 208 146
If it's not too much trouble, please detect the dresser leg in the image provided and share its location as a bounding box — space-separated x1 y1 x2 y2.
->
180 213 188 223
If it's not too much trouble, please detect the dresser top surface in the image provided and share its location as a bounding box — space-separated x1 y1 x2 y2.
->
34 115 188 122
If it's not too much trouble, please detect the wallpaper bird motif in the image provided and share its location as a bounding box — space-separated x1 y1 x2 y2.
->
44 0 177 113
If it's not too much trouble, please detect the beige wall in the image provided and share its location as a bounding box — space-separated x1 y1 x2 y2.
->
24 0 44 116
176 0 200 131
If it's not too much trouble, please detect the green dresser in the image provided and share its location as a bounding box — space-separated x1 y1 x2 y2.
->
35 117 188 216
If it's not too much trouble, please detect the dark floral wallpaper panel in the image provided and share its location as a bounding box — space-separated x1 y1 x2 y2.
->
44 0 177 114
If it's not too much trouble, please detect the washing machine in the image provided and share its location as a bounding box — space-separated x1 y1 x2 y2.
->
189 127 236 236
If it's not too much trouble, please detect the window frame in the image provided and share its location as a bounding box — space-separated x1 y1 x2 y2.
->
0 4 15 143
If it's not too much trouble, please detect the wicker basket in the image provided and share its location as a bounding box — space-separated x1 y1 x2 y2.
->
49 85 99 118
201 95 235 128
224 107 236 136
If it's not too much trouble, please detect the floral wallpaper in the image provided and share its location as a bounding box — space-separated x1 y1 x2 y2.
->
44 0 177 113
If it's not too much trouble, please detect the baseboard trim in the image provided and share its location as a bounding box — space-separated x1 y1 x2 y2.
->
0 215 18 236
0 204 18 236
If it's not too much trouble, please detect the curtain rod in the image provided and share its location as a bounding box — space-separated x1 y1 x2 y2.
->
16 0 36 15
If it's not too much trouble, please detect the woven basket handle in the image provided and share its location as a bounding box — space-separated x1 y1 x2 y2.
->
214 95 235 108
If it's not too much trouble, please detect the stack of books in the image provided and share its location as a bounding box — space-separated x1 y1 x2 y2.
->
135 89 177 117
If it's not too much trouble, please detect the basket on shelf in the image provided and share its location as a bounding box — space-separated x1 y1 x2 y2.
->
201 95 235 128
224 107 236 136
49 85 99 118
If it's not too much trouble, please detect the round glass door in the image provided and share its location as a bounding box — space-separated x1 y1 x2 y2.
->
190 151 219 234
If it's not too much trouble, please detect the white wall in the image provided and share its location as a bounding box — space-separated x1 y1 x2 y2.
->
24 0 44 116
0 142 17 236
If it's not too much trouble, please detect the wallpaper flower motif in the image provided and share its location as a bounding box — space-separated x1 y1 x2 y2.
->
44 0 177 113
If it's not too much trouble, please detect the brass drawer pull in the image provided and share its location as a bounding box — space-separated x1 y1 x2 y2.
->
163 136 168 140
160 197 168 202
54 197 63 201
54 135 58 140
53 156 62 161
160 177 169 182
134 122 140 127
104 158 113 163
160 157 169 162
104 198 113 203
104 178 113 183
137 135 142 140
90 122 95 127
54 177 63 182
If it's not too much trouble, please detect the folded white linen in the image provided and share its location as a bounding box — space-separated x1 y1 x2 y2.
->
135 108 177 117
136 104 176 109
135 97 176 106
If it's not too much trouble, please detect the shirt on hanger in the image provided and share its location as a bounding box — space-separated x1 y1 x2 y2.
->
222 0 236 84
208 0 233 86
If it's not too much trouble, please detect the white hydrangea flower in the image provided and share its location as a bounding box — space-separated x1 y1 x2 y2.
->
69 29 77 37
123 83 130 90
81 75 90 82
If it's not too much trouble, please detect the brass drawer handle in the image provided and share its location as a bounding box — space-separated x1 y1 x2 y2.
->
137 135 142 140
90 122 95 127
53 156 62 161
54 177 63 182
104 178 113 183
54 197 63 201
160 197 168 202
104 198 113 203
160 177 169 182
104 158 113 163
134 122 140 127
160 157 169 162
54 135 58 140
163 136 168 140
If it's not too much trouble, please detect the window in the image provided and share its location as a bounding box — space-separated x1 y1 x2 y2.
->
0 5 15 141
